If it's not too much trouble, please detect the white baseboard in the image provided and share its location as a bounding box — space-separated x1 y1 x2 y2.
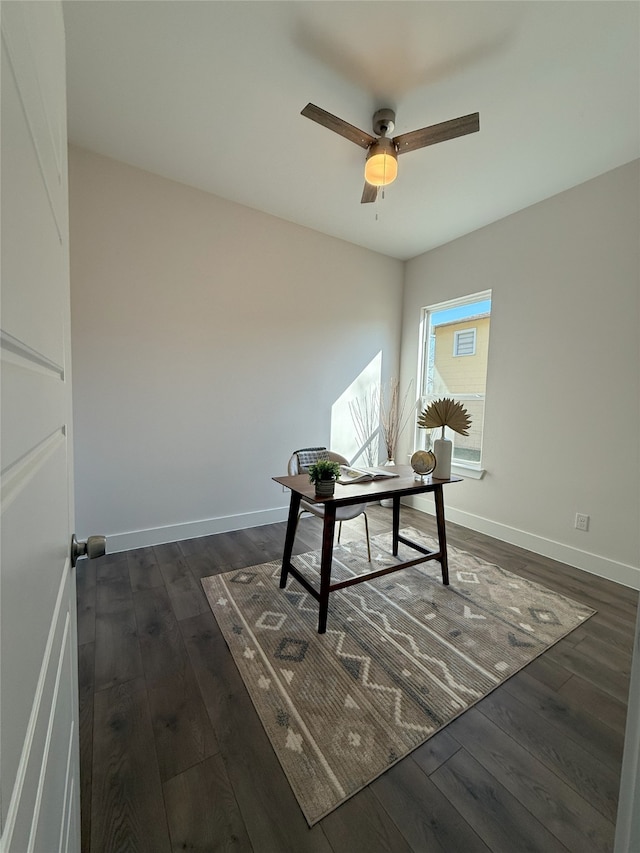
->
407 495 640 591
104 500 640 591
104 506 289 553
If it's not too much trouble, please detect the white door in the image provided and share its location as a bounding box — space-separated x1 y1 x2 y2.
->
1 2 80 850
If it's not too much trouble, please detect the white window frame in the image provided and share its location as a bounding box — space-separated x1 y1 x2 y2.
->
416 290 491 478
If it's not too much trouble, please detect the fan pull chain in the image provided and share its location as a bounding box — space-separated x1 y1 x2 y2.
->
375 196 382 220
374 152 387 220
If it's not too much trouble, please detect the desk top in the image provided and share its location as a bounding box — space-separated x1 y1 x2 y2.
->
273 464 462 506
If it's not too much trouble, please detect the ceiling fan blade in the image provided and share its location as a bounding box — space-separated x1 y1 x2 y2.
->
361 182 378 204
394 112 479 155
301 103 375 150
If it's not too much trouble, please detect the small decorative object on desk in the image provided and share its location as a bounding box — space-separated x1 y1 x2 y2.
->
307 459 341 497
410 449 437 481
417 397 472 479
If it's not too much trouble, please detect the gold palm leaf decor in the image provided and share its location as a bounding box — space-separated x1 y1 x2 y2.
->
417 397 472 439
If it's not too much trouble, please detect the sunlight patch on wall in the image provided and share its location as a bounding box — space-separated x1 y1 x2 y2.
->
331 352 382 465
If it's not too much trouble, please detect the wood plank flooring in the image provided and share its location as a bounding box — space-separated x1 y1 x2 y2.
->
76 506 638 853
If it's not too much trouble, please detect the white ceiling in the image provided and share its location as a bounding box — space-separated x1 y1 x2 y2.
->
63 1 640 261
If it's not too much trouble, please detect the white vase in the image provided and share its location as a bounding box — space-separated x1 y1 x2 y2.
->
433 438 452 479
380 458 395 507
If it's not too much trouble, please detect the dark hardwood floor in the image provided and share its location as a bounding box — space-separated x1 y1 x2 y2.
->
76 505 638 853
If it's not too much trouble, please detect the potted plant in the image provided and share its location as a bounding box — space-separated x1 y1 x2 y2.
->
307 459 341 497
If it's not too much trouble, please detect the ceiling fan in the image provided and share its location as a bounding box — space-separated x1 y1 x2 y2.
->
301 103 480 203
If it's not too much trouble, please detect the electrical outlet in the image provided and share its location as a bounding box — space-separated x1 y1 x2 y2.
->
575 513 590 531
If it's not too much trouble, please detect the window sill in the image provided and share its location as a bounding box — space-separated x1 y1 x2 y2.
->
451 463 486 480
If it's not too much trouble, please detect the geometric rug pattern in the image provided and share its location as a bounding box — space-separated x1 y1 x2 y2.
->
202 528 595 825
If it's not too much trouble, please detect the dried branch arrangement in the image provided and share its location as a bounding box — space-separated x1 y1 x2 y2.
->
417 397 472 439
379 379 414 462
349 390 379 466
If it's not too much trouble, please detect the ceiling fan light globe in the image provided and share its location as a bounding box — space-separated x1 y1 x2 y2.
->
364 151 398 187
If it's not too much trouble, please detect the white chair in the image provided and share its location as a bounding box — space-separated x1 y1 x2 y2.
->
288 448 371 561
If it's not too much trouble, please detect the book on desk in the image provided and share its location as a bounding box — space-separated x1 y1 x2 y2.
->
337 465 400 485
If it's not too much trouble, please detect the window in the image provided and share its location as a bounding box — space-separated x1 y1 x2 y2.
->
416 291 491 472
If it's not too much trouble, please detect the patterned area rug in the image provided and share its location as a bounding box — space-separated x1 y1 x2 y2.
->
201 528 595 826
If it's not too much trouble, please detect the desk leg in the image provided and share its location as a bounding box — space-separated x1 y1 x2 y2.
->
279 492 301 588
318 504 336 634
433 484 450 585
392 496 401 556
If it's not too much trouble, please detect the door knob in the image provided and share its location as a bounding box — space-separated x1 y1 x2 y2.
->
71 534 106 568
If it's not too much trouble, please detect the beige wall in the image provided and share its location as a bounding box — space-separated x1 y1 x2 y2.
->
400 160 640 587
69 147 404 550
69 147 639 585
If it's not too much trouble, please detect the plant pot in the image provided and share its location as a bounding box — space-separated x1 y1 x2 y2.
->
315 477 336 497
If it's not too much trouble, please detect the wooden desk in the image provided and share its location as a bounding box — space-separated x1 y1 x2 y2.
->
273 465 462 633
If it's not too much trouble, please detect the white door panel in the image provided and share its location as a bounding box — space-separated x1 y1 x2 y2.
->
6 561 77 853
1 356 68 485
2 442 71 778
12 1 67 186
1 2 66 226
1 42 66 364
1 2 80 851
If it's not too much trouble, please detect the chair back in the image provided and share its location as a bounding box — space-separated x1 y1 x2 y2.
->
288 448 348 475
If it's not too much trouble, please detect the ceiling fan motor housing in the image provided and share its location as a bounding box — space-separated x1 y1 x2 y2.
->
372 108 396 137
